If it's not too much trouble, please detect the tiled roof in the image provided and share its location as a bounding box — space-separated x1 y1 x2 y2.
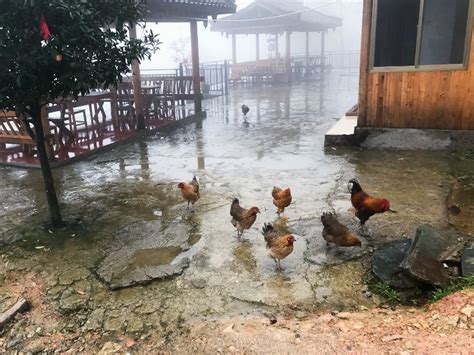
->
158 0 236 9
145 0 236 21
211 0 341 34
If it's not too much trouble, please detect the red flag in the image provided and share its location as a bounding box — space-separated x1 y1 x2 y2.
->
39 15 51 40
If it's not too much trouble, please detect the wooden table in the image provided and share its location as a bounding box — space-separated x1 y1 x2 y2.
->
48 91 117 140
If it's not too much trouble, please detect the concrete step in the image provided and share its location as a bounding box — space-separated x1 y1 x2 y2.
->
324 115 357 146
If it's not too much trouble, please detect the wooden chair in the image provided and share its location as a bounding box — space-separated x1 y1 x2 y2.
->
115 82 136 130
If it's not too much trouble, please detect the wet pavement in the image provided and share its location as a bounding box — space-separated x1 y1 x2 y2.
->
0 73 473 339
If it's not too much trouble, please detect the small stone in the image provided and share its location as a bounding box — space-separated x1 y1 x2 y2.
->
27 331 35 339
126 317 144 333
335 312 351 320
405 341 415 349
364 291 373 298
223 324 235 334
295 311 307 320
7 338 21 349
84 309 105 331
461 306 472 318
447 316 459 327
125 338 136 348
352 322 364 330
263 312 277 325
228 346 236 352
191 278 207 289
98 342 122 355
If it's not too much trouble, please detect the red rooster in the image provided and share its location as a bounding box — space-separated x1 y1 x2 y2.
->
348 179 395 225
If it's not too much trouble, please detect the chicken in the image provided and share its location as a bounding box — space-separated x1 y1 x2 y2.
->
347 179 394 224
321 212 361 247
230 198 260 239
241 104 250 117
177 176 200 209
262 223 295 271
272 186 292 216
241 104 250 123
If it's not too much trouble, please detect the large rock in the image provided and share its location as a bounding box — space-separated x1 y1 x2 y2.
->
462 243 474 277
401 225 465 287
95 219 194 290
372 239 422 289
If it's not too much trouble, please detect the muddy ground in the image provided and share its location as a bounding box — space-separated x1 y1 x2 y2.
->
0 77 473 353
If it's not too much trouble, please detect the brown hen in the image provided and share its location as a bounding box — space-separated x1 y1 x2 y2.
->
178 176 200 209
262 223 295 271
230 198 260 240
272 186 292 216
321 212 361 248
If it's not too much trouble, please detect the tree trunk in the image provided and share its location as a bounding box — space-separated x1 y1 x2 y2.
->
30 105 63 227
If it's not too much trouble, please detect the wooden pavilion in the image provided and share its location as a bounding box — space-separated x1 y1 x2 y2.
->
211 0 342 82
0 0 236 167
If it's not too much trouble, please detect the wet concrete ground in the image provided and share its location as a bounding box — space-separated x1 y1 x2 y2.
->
0 73 473 345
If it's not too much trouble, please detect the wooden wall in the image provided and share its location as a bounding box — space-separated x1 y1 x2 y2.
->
358 0 474 130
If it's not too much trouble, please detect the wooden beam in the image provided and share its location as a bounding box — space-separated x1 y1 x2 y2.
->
256 33 260 61
285 31 291 82
320 31 326 72
305 32 310 75
357 0 373 127
0 298 30 330
275 33 279 58
190 20 202 113
129 24 145 130
232 34 237 64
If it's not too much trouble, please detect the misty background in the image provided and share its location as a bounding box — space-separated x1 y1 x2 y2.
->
138 0 364 70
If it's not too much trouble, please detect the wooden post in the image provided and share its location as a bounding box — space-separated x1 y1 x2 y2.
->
129 24 145 130
256 33 260 61
190 20 202 113
275 33 279 58
285 31 291 82
232 34 237 64
358 0 373 127
305 32 310 76
320 30 326 73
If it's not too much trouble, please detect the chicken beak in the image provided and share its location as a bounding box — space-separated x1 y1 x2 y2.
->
347 181 352 193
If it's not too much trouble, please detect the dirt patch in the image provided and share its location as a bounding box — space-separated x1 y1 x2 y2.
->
165 290 474 354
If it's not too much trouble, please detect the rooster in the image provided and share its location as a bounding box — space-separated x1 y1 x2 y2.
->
262 223 295 271
321 212 361 248
241 104 250 123
230 198 260 240
177 176 200 210
347 179 395 225
272 186 292 217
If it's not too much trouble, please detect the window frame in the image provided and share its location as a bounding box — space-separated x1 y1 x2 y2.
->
369 0 474 73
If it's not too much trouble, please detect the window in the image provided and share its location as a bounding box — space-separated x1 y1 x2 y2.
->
371 0 473 70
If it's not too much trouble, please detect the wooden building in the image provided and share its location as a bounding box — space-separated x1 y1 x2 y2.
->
211 0 341 82
0 0 236 167
358 0 474 130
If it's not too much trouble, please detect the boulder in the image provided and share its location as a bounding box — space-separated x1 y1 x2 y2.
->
401 225 465 287
95 219 194 290
372 239 422 289
462 242 474 277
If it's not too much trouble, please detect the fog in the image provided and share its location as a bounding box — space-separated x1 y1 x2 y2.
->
139 0 363 70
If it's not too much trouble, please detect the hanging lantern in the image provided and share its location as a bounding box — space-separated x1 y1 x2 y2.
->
39 15 51 41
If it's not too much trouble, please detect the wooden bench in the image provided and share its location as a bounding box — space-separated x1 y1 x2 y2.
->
0 112 35 150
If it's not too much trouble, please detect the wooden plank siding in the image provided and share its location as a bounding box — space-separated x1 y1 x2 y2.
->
359 22 474 130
